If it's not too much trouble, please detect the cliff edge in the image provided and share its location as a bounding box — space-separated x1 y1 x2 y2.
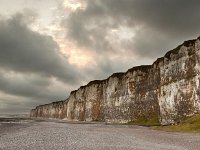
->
31 36 200 125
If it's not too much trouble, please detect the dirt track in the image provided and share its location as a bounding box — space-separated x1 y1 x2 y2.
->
0 118 200 150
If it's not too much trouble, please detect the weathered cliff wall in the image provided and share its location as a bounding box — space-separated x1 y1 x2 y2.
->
31 36 200 125
158 39 200 124
30 101 68 119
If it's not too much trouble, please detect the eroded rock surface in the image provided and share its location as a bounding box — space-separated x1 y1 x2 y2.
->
31 36 200 125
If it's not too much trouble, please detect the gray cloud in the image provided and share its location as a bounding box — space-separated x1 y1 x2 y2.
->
64 0 200 58
0 71 71 114
0 13 81 84
0 12 82 114
0 72 51 98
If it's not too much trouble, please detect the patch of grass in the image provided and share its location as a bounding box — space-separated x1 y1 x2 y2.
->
127 115 160 126
152 114 200 133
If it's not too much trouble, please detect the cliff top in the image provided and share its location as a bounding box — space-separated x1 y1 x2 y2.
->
71 36 198 95
153 38 197 66
34 100 66 109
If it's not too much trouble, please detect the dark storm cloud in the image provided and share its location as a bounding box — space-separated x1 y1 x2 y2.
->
0 72 49 98
0 12 83 114
0 13 80 84
64 0 200 57
0 71 71 114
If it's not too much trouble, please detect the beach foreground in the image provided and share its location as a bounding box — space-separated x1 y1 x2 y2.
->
0 118 200 150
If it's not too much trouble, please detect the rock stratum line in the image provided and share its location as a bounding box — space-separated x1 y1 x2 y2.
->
31 36 200 125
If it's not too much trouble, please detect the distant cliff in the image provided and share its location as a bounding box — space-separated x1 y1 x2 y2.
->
31 36 200 125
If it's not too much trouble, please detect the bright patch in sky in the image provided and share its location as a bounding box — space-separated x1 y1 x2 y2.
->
63 0 85 11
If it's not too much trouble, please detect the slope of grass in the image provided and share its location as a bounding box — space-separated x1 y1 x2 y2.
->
127 115 160 126
152 114 200 133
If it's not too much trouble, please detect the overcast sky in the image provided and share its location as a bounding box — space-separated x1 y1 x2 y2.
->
0 0 200 114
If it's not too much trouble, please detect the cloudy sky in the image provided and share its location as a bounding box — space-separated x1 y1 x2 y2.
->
0 0 200 114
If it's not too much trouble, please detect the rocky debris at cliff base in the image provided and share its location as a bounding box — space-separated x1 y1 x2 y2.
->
0 118 200 150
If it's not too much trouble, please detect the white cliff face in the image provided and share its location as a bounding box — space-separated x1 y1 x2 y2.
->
66 81 105 122
158 39 200 124
31 37 200 125
30 101 68 119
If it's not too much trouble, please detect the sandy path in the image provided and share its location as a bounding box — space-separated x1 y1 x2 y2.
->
0 118 200 150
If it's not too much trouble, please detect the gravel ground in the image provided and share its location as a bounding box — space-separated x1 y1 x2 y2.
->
0 118 200 150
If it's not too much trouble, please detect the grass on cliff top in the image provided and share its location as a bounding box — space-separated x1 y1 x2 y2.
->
152 114 200 133
127 115 160 126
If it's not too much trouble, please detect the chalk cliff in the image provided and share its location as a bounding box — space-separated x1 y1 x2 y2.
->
30 36 200 125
